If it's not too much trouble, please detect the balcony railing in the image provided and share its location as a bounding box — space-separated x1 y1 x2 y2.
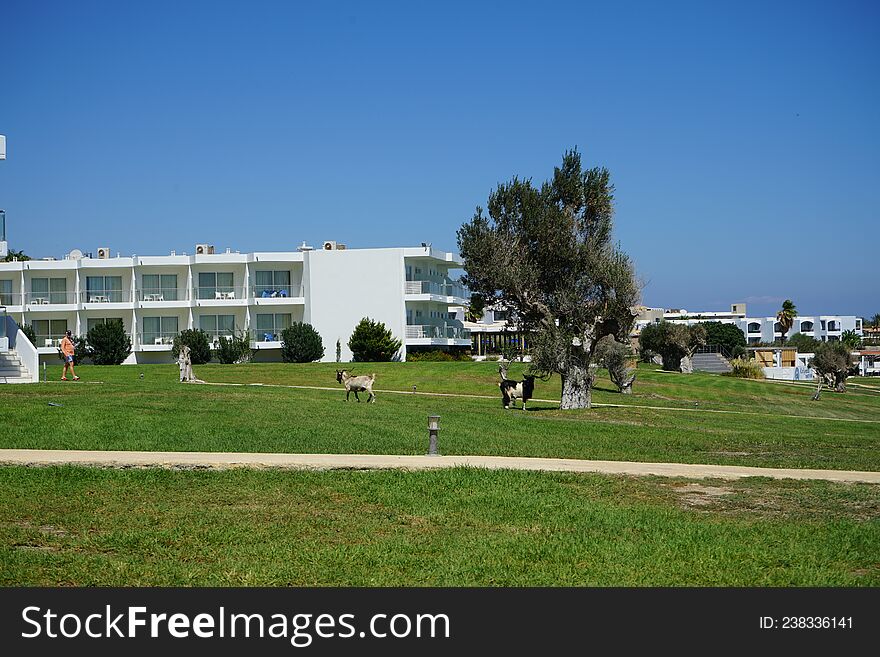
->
26 292 79 305
405 281 469 298
138 332 177 346
0 292 23 306
81 290 131 303
251 285 304 299
405 324 471 340
251 329 284 343
137 288 188 302
194 286 247 301
35 335 65 348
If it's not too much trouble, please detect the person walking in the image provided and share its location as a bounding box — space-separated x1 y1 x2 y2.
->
60 330 79 381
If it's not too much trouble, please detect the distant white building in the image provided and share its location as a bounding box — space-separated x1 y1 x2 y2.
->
0 241 470 365
634 303 863 345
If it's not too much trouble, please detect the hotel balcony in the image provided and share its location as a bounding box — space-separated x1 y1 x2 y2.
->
192 286 248 307
250 285 305 305
25 291 79 311
404 281 469 305
137 332 177 351
405 323 471 346
136 288 190 305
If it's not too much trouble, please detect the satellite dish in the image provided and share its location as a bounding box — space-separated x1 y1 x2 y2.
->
69 249 83 260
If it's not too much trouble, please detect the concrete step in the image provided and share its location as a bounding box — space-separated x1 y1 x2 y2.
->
0 376 33 384
691 352 733 374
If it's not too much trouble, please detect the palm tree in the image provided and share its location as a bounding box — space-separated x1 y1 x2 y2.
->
871 313 880 329
776 299 797 345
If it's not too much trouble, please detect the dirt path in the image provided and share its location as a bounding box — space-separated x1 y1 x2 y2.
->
2 449 878 483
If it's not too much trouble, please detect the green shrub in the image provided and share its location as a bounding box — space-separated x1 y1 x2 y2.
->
216 330 252 364
696 321 747 359
172 329 212 365
20 323 37 346
406 349 472 362
723 357 765 379
281 323 325 363
348 317 401 362
86 320 131 365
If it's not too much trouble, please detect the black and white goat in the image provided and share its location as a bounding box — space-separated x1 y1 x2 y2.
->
498 363 535 411
336 370 376 403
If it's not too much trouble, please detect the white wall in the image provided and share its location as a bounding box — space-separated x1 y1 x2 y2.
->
304 248 406 362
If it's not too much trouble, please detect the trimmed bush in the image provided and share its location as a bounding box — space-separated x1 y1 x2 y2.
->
172 329 212 365
723 357 765 379
281 323 325 363
406 349 472 362
348 317 401 362
216 330 253 364
86 320 131 365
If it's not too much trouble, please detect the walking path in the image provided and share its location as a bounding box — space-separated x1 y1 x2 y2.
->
1 449 878 484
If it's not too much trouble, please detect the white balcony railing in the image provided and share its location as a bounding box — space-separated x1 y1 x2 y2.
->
404 281 469 298
405 324 471 340
137 288 189 302
194 286 247 301
0 292 23 306
138 332 177 346
26 292 79 305
81 290 132 303
251 329 283 343
251 285 304 299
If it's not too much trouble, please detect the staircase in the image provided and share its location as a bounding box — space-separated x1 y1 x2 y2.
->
691 351 732 374
0 351 33 384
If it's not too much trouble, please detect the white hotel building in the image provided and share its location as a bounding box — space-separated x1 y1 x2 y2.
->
0 242 471 367
634 303 863 344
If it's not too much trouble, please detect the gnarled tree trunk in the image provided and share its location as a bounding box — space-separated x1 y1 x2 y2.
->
560 361 595 409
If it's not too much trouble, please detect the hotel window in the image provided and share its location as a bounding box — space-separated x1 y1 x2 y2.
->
198 272 234 299
142 316 178 344
827 321 838 331
747 322 761 333
800 321 814 332
254 270 291 297
31 277 68 304
141 274 178 301
86 275 124 302
255 313 291 341
0 279 12 305
31 319 68 345
199 314 235 338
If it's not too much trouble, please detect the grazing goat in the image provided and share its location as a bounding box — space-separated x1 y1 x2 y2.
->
336 370 376 403
498 364 535 410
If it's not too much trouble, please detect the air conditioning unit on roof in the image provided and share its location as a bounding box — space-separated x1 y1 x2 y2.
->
196 244 215 255
97 247 110 259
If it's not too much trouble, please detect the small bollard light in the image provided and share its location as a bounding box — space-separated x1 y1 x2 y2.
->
427 415 440 456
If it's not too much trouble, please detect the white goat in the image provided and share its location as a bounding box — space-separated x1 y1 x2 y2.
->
336 370 376 403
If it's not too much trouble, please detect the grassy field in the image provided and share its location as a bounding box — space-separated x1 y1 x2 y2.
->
1 362 878 471
2 466 878 586
2 362 878 586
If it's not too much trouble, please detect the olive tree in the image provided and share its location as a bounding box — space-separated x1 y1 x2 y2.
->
811 341 859 394
639 322 707 373
458 149 639 409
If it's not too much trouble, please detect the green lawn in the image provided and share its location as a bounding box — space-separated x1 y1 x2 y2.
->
2 466 877 586
1 362 878 471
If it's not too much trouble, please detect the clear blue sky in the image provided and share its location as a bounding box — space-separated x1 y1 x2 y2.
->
2 0 877 318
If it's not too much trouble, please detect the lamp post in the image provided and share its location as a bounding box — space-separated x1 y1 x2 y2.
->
427 415 440 456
